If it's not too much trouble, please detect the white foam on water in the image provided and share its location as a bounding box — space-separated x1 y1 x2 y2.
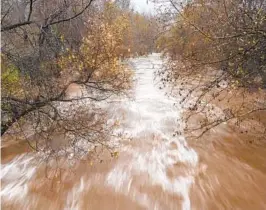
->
65 177 87 210
105 54 199 210
106 167 156 209
1 155 36 203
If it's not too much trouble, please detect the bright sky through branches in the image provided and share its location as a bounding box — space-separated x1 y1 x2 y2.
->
131 0 155 13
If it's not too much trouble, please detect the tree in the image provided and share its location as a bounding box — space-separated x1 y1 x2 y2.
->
155 0 266 139
1 0 133 161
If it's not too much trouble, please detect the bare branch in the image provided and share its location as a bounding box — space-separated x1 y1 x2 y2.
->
27 0 34 21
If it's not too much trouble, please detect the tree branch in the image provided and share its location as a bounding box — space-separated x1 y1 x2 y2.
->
1 21 33 32
1 0 94 32
48 0 94 26
27 0 34 21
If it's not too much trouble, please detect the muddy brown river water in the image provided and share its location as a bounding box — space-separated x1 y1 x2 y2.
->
1 54 266 210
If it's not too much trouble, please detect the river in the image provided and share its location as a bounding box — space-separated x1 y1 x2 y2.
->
1 54 266 210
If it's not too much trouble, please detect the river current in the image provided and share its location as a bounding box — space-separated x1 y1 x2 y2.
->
1 54 266 210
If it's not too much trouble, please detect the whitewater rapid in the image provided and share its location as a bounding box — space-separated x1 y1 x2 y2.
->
1 54 199 210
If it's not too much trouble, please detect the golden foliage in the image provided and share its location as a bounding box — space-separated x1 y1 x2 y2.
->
58 3 133 89
1 55 23 97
